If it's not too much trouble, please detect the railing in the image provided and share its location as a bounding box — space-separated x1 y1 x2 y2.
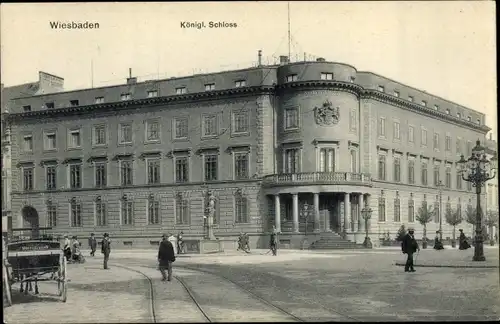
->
262 172 372 186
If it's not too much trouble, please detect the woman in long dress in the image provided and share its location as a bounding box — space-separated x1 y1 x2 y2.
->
458 229 471 250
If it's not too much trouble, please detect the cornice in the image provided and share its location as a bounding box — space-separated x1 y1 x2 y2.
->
276 81 361 97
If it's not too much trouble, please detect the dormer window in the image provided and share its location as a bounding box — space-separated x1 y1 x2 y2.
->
95 97 104 104
204 83 215 91
378 85 385 92
286 74 298 82
23 105 31 112
121 93 131 101
476 119 481 125
393 91 400 97
176 87 187 95
434 105 439 111
70 100 79 107
350 76 356 83
421 100 427 107
320 72 333 80
147 90 158 98
467 116 471 122
408 96 414 102
457 112 461 119
445 109 450 115
45 102 55 109
235 80 246 88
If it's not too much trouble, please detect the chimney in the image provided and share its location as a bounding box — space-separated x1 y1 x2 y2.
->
258 50 262 66
279 55 289 65
316 57 326 62
127 68 137 85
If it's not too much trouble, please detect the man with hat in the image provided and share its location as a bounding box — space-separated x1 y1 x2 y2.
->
101 233 111 270
88 233 97 257
401 227 419 272
158 234 176 281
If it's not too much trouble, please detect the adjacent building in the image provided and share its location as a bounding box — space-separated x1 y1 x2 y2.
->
485 133 498 241
4 55 493 249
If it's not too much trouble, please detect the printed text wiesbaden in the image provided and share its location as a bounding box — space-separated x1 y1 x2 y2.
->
50 21 100 29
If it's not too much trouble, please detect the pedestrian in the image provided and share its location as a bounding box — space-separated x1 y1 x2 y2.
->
158 234 176 282
101 233 111 270
270 226 278 256
433 230 444 250
71 236 81 262
88 233 97 256
63 234 71 261
176 231 184 255
458 229 471 250
244 233 250 252
401 227 419 272
236 232 243 251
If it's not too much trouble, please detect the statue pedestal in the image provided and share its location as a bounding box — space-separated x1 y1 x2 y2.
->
199 239 222 254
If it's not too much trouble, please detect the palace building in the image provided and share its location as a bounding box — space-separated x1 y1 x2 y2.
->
4 55 493 249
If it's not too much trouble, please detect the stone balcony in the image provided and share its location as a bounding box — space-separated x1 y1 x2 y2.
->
262 172 372 187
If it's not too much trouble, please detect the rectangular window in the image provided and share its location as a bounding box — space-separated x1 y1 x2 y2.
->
69 130 81 148
350 150 357 173
120 160 133 186
120 123 133 144
466 141 472 155
47 204 57 227
203 114 218 137
176 87 187 95
234 152 249 180
148 200 160 225
70 100 79 107
349 110 357 132
408 126 414 143
95 163 107 188
46 166 57 190
378 155 386 180
23 167 34 191
93 125 107 145
394 198 401 222
378 197 386 222
175 195 189 225
146 120 160 141
394 91 400 97
408 160 415 184
147 90 158 98
23 135 33 152
378 85 385 92
319 148 335 172
70 202 82 227
44 133 57 150
45 102 55 109
286 74 298 82
235 194 249 223
121 201 134 225
121 93 131 101
235 80 246 87
285 148 301 173
95 97 105 104
147 159 161 184
445 167 451 188
421 100 427 107
433 165 440 187
204 154 218 181
456 172 462 190
23 105 32 112
421 162 428 185
175 157 189 183
233 111 249 134
320 72 333 80
456 138 462 155
284 108 299 129
394 158 401 182
204 83 215 91
445 135 451 151
408 199 415 223
174 118 188 139
378 118 386 137
69 164 82 189
393 121 400 140
95 202 106 226
421 129 427 146
433 133 440 150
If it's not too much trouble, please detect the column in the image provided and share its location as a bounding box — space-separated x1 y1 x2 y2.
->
352 195 358 232
313 193 320 232
358 194 365 233
344 193 350 233
274 194 281 233
292 193 299 233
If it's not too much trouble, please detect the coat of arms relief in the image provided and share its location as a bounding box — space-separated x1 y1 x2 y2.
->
314 100 340 126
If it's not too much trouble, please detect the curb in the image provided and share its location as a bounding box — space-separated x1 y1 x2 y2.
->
394 262 499 269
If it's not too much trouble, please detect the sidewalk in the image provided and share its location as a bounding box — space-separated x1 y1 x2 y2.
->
394 248 499 268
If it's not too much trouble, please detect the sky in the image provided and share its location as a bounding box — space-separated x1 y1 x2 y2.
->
0 1 497 137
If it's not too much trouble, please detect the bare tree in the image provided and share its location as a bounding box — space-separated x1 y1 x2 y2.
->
445 208 463 247
416 204 434 248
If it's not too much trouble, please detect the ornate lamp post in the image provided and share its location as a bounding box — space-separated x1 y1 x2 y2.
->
457 140 497 261
361 206 373 248
301 203 310 250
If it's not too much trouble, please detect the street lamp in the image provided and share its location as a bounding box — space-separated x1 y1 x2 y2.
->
437 180 445 241
457 140 498 262
361 206 373 248
301 203 310 250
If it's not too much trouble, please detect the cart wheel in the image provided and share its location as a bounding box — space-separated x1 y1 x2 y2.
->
58 255 67 302
3 262 12 307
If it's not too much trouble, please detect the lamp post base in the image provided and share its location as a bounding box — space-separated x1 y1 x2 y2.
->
363 236 372 249
472 241 486 262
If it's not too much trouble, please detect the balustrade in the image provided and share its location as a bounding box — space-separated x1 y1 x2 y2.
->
263 172 371 186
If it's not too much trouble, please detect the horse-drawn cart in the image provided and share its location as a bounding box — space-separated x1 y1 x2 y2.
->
3 228 67 307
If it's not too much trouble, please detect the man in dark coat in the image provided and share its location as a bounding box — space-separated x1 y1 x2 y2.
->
101 233 111 270
401 227 419 272
88 233 97 256
158 234 176 281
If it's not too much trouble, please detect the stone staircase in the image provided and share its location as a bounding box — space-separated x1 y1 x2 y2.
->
309 232 366 250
